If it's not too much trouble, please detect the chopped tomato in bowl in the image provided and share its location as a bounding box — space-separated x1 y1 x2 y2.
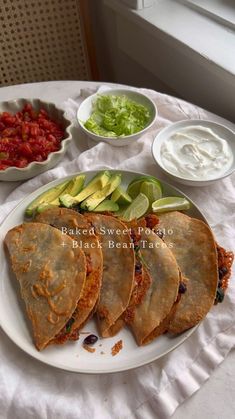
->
0 99 72 181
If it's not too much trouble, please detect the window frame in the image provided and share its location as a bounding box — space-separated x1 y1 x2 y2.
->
177 0 235 30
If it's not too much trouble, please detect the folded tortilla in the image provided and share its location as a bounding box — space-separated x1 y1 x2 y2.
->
157 211 218 334
35 208 103 340
118 217 156 332
4 222 86 350
86 214 135 337
131 228 180 345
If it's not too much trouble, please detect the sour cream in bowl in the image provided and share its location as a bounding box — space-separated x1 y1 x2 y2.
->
152 120 235 186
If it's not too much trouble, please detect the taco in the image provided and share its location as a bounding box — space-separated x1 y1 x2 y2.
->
130 228 180 345
86 214 135 337
4 222 86 350
115 216 157 335
35 208 103 343
157 211 218 333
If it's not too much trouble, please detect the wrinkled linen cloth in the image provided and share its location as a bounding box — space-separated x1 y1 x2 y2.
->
0 86 234 419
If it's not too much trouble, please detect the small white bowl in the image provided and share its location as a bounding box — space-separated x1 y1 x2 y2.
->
77 88 157 147
0 98 73 181
152 119 235 187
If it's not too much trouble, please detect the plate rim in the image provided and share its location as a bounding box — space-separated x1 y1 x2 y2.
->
0 169 206 374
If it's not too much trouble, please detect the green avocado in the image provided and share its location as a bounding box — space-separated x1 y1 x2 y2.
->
111 186 132 205
80 174 121 211
93 199 119 212
64 175 85 196
25 180 71 217
59 171 111 208
36 203 58 213
25 175 86 216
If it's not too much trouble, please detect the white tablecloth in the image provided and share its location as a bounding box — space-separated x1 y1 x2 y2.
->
0 82 234 419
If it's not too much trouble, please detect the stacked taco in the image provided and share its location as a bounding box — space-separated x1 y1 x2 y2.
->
4 208 233 351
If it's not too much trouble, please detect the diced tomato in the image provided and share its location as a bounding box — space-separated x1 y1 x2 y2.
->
0 159 14 167
39 108 48 118
2 127 17 137
30 124 40 137
34 155 44 162
18 143 33 157
23 103 33 113
2 115 16 127
47 134 57 143
23 112 31 122
15 158 29 168
0 103 65 171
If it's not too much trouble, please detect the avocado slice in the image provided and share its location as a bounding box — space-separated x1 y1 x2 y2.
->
26 175 86 216
64 175 85 196
80 174 121 211
38 175 86 211
36 203 58 213
93 199 119 212
60 171 111 208
25 180 71 217
111 186 132 206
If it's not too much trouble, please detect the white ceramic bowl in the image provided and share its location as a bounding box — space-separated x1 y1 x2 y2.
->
77 88 157 146
0 98 73 181
152 119 235 187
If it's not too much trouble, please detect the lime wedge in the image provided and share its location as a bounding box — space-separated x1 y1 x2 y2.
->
127 176 162 199
140 181 162 209
111 187 132 205
152 197 190 213
130 175 161 185
122 193 149 221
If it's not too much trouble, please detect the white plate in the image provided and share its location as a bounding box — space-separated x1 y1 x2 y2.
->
0 170 204 374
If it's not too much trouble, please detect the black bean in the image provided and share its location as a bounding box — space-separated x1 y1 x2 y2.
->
219 267 228 279
83 334 98 345
218 279 223 287
215 288 224 304
179 282 187 294
135 262 142 273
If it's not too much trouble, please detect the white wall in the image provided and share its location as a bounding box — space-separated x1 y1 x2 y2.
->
90 2 178 94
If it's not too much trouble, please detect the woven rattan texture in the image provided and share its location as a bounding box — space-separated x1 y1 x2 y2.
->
0 0 91 86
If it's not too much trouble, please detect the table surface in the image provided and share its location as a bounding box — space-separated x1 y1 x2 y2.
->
0 81 234 419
